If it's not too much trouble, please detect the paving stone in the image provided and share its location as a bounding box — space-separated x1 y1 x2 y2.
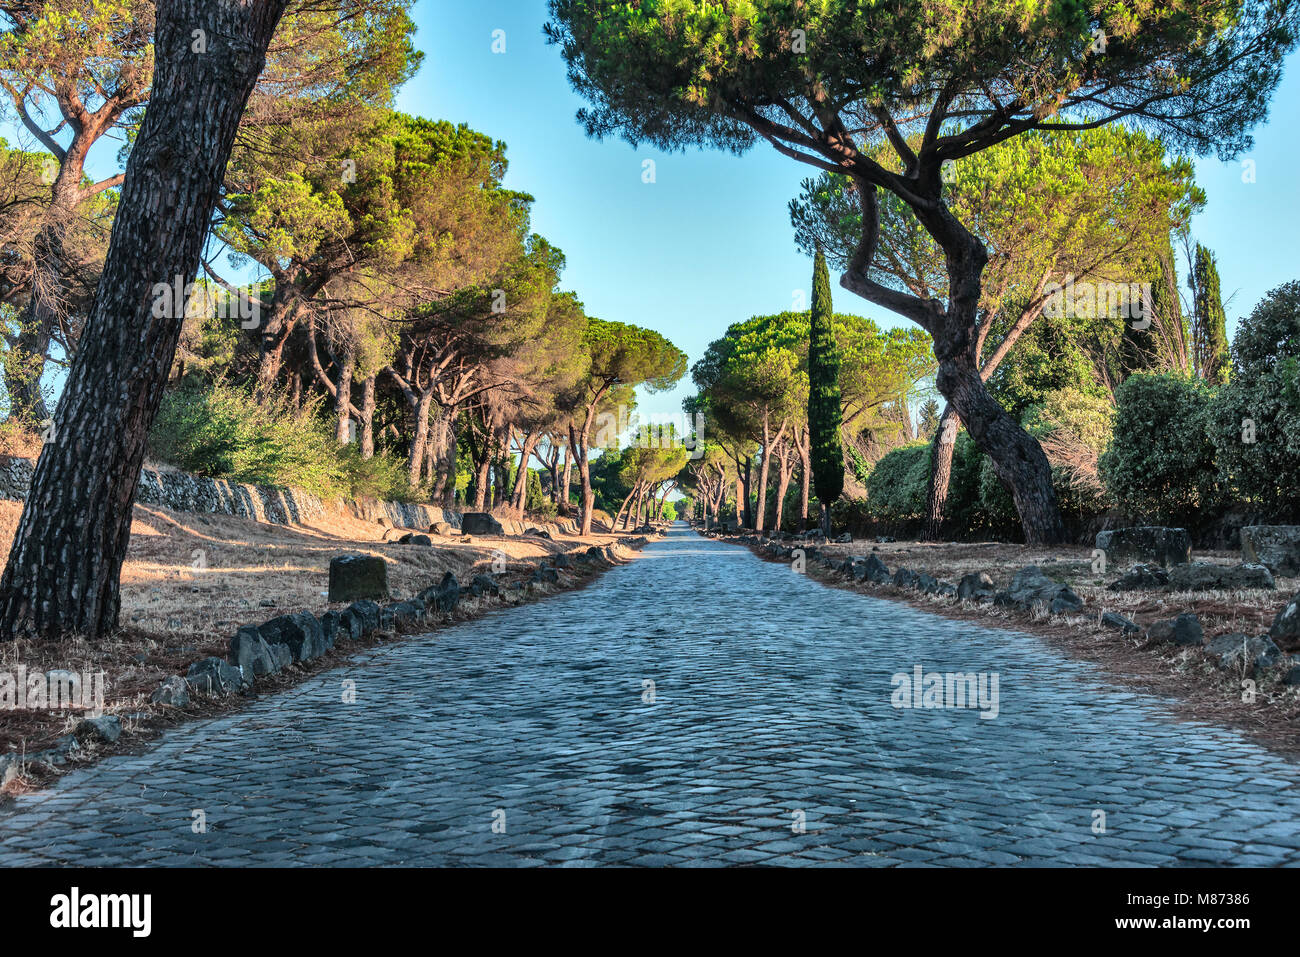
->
3 526 1300 867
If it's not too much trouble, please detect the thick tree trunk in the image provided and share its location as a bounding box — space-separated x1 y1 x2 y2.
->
0 0 289 641
429 407 456 505
842 175 1064 545
939 354 1062 543
924 404 959 540
741 457 753 529
7 141 94 424
613 483 638 530
472 453 490 511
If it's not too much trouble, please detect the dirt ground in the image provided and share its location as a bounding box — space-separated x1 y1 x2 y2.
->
777 537 1300 758
0 498 640 786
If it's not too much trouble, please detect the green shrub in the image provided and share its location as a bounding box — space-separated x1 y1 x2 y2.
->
1099 372 1218 524
864 442 930 522
150 379 415 501
1208 282 1300 518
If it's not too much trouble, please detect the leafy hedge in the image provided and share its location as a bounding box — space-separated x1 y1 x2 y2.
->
1207 281 1300 519
1098 373 1217 525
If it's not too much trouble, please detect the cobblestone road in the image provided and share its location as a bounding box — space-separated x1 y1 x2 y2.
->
3 525 1299 866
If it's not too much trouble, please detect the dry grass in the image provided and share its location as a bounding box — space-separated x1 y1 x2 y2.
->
0 498 637 789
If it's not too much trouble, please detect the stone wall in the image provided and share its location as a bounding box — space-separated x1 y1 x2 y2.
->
0 456 465 531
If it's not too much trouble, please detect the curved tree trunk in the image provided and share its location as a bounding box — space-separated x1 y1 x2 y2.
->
0 0 290 641
939 354 1061 543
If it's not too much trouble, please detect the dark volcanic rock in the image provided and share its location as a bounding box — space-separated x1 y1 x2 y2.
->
328 553 389 602
1204 632 1282 672
1005 566 1084 614
958 572 997 602
1095 527 1191 568
186 657 245 695
461 512 506 536
229 625 277 679
419 572 460 614
1146 613 1204 647
1107 563 1170 592
1169 562 1274 592
1099 611 1140 635
892 568 919 589
1241 525 1300 576
259 612 327 662
1268 589 1300 651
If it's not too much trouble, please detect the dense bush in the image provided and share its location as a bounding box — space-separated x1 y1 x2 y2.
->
1099 372 1218 524
864 442 930 522
149 379 414 501
1208 282 1300 519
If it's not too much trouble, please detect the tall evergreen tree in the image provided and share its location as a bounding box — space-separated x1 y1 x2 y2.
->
1192 243 1230 385
807 248 843 535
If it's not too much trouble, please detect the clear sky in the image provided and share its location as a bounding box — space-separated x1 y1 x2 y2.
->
399 0 1300 422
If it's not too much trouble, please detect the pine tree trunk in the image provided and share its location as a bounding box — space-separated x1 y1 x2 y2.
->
0 0 289 642
334 355 354 444
359 375 376 459
923 404 959 540
939 354 1063 544
406 390 434 490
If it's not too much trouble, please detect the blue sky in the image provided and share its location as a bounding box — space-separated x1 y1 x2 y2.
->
11 0 1300 422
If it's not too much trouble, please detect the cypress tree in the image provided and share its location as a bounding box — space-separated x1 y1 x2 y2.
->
807 247 844 534
1192 243 1230 385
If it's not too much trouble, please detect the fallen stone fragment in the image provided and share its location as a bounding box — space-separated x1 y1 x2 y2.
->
892 568 919 589
151 675 191 707
1241 525 1300 576
1272 589 1300 651
1099 611 1139 635
419 572 460 615
470 573 501 598
259 612 327 662
1204 633 1282 673
1107 563 1170 592
461 512 506 536
229 625 277 681
1146 613 1204 647
73 715 122 745
958 572 997 602
328 553 390 602
856 555 890 584
1168 562 1274 592
1095 527 1191 568
1004 566 1084 614
186 657 245 695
